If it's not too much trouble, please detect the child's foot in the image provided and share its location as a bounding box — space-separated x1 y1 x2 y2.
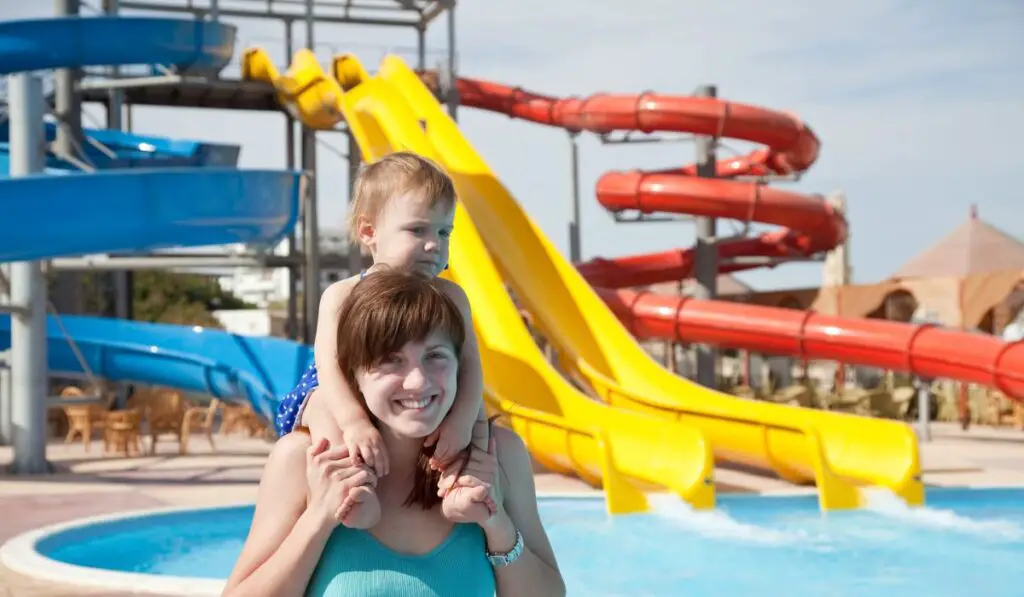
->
339 486 382 529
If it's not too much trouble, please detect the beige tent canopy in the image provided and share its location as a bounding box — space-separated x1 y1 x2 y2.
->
739 206 1024 331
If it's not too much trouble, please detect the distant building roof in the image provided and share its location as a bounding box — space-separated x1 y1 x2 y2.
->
891 205 1024 279
645 273 754 297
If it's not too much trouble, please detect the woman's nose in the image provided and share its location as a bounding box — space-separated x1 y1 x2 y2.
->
403 365 430 391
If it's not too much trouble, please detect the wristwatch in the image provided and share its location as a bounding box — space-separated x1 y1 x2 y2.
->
486 528 523 567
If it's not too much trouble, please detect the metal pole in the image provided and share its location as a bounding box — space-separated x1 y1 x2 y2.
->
347 131 364 277
416 25 426 71
284 21 299 342
301 131 320 344
52 0 84 317
693 84 719 388
0 264 9 443
568 133 581 263
7 73 51 474
53 0 82 160
305 0 315 50
445 4 458 120
299 0 320 344
917 379 931 441
104 0 132 323
208 0 219 20
0 350 10 445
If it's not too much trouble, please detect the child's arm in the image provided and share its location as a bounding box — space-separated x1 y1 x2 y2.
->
305 281 388 475
429 280 488 466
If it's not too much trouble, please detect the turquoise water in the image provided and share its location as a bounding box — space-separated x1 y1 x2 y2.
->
36 488 1024 596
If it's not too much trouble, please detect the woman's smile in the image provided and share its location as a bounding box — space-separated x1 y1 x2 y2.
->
395 393 439 412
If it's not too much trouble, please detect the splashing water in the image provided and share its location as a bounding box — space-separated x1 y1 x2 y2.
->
647 494 824 547
862 487 1024 542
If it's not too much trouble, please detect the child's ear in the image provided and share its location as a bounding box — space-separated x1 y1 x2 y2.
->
356 216 376 247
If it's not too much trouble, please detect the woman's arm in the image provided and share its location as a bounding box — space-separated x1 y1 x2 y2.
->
222 434 335 597
484 427 566 597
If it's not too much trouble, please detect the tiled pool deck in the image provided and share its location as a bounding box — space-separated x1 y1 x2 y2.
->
3 422 1024 596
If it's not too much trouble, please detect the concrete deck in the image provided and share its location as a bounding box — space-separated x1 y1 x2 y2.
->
2 422 1023 596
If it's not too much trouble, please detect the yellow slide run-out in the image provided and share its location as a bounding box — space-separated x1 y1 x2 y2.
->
244 48 923 511
243 48 716 514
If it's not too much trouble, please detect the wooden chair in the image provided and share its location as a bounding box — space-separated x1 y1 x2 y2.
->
222 402 271 438
59 385 107 451
181 398 221 454
102 408 143 457
129 387 187 454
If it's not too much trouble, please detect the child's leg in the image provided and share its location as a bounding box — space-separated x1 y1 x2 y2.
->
274 363 319 437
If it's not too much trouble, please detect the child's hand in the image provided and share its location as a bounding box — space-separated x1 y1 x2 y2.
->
344 421 389 477
438 437 501 526
426 416 489 471
305 438 378 528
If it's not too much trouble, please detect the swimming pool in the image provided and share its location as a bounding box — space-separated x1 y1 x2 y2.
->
3 488 1023 596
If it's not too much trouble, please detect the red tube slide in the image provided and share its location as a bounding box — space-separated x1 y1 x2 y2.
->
442 76 1024 402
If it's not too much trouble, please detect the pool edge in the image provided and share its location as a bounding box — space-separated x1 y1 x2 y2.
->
0 503 235 596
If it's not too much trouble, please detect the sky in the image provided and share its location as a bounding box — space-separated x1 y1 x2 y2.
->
3 0 1023 291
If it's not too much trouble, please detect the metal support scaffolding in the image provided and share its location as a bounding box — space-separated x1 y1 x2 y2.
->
301 128 320 344
50 255 303 270
347 131 364 277
300 0 320 344
445 4 458 121
693 84 719 389
103 0 134 323
46 0 456 348
283 19 299 341
567 133 582 263
6 73 51 474
53 0 82 160
0 265 10 444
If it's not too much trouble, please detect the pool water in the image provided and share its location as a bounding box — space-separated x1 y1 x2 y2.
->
36 488 1024 596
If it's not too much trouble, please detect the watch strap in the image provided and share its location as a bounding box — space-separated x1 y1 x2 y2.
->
486 528 523 567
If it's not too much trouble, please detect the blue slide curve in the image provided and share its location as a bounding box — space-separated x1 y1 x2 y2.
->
0 17 308 420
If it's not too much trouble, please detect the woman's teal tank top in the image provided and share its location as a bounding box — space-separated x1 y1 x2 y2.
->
304 522 496 597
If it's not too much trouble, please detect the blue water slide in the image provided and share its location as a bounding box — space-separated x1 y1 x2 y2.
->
0 16 308 421
0 122 243 171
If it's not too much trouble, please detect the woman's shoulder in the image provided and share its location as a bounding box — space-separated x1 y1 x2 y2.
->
433 278 469 306
492 425 529 479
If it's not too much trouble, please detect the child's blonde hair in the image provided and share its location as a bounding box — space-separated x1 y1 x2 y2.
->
346 151 457 244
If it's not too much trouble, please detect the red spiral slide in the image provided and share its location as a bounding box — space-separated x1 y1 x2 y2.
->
443 76 1024 402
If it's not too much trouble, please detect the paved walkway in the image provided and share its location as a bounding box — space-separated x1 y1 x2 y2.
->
2 422 1023 596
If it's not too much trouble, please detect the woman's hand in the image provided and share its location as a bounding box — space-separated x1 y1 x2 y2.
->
439 435 502 526
305 438 378 528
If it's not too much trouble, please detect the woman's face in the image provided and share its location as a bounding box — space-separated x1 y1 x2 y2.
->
355 329 459 438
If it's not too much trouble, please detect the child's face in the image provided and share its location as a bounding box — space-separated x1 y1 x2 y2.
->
354 330 459 438
360 192 455 278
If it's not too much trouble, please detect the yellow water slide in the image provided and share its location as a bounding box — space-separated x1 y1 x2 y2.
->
350 55 924 511
242 48 716 513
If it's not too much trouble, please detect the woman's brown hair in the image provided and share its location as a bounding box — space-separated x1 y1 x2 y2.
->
335 269 466 509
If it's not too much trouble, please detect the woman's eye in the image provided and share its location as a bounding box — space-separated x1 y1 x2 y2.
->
426 352 449 362
384 354 402 364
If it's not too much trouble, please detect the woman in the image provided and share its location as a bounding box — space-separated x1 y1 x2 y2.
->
223 271 565 597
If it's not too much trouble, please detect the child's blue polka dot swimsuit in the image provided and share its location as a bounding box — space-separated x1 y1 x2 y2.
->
274 361 319 437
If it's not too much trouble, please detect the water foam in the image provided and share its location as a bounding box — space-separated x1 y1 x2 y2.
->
862 488 1024 542
648 494 824 548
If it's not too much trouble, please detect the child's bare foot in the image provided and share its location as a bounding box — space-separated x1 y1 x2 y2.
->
441 484 495 524
339 485 382 529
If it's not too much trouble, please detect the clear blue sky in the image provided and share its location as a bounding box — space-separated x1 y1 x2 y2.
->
4 1 1023 290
